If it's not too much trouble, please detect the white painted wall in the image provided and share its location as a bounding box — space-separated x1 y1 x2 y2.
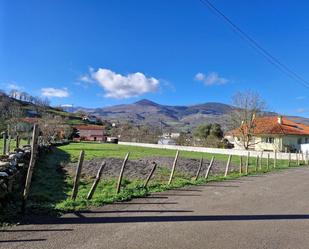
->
301 144 309 154
119 142 306 160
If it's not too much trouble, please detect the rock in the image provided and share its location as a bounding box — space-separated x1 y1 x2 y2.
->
18 163 25 168
0 161 9 168
9 161 17 167
0 172 9 177
9 154 17 160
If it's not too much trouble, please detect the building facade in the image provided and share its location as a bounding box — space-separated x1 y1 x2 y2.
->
225 116 309 152
74 125 106 141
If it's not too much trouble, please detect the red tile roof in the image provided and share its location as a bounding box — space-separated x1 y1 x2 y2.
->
74 125 105 130
18 117 39 124
228 116 309 136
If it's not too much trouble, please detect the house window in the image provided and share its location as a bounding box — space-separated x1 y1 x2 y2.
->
264 137 274 144
298 138 302 144
305 137 309 144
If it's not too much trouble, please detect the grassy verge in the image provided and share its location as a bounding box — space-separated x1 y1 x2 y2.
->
0 138 29 153
0 142 306 224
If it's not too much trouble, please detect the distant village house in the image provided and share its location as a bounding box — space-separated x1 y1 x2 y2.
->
74 125 106 142
225 116 309 152
82 115 98 124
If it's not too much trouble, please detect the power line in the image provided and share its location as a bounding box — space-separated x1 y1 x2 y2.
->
199 0 309 90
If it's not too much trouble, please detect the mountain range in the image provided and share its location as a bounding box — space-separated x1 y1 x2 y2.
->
63 99 309 132
62 99 240 131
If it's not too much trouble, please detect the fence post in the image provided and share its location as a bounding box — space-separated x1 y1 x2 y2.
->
71 150 85 200
168 150 179 185
194 157 203 181
267 153 270 170
288 152 291 167
224 155 232 177
301 152 304 165
21 124 40 213
255 156 259 172
306 151 309 165
274 151 277 168
245 151 250 174
297 152 300 166
87 161 106 200
6 135 11 154
205 156 215 180
144 162 157 188
16 134 20 149
116 152 130 194
239 156 243 174
259 152 263 170
2 132 7 155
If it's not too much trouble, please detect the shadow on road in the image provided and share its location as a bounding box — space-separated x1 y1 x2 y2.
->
0 239 47 243
27 214 309 225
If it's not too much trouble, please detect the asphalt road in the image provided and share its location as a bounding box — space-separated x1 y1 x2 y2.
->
1 167 309 249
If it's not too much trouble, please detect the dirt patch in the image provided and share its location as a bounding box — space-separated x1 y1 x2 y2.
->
65 156 239 180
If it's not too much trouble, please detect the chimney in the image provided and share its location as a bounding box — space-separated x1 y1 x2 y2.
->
278 115 283 124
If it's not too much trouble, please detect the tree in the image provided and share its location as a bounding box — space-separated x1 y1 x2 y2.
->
230 91 266 150
194 123 223 140
194 124 212 139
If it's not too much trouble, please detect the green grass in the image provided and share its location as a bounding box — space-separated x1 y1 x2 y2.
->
0 142 306 224
0 138 29 153
59 142 235 162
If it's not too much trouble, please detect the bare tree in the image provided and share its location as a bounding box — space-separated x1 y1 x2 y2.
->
230 91 266 150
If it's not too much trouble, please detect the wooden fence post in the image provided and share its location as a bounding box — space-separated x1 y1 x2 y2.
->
224 155 232 177
297 152 300 166
144 162 157 188
239 156 243 174
255 156 259 172
205 156 215 180
22 124 39 213
168 150 179 185
2 132 7 155
116 152 130 194
306 151 309 165
301 152 304 165
288 152 291 167
267 153 270 170
16 134 20 149
259 152 263 170
194 157 203 181
87 161 106 200
274 151 277 168
6 135 11 154
245 151 250 174
71 150 85 200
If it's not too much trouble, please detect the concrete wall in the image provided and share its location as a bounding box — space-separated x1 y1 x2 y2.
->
119 141 305 160
301 144 309 154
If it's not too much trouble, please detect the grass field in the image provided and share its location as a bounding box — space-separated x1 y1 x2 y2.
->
1 142 303 224
0 138 29 153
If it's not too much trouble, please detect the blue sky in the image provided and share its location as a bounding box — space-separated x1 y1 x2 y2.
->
0 0 309 117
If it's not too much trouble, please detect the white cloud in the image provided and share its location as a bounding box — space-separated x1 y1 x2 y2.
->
194 72 229 86
7 83 24 90
61 104 73 107
88 68 159 99
79 75 94 83
296 108 309 114
41 87 69 98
